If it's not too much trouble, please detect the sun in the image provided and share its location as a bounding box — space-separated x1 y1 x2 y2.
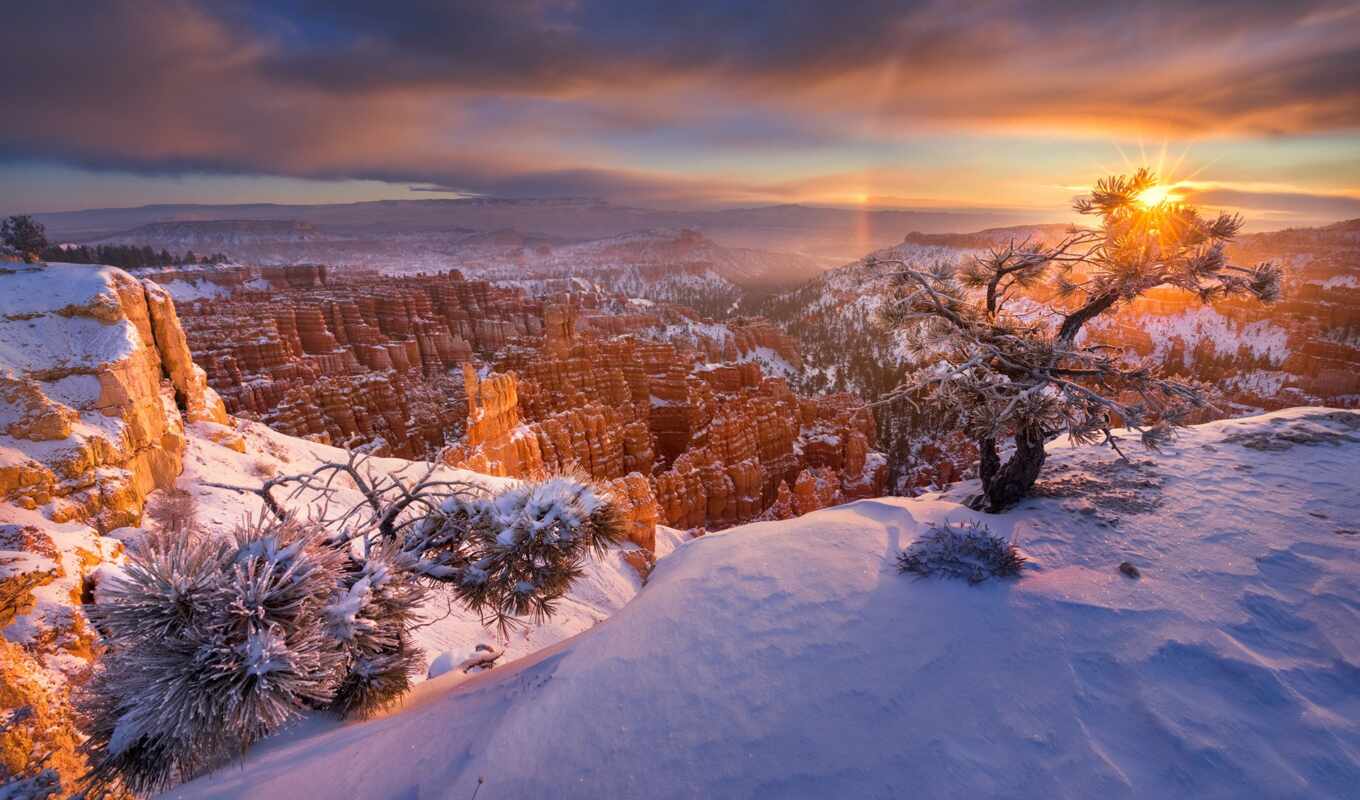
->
1136 184 1178 207
853 193 870 205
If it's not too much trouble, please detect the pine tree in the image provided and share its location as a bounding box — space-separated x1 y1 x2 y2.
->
1 215 48 262
877 170 1282 511
82 466 624 793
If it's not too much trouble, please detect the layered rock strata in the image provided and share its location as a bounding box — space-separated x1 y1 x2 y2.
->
1 263 226 531
446 342 887 536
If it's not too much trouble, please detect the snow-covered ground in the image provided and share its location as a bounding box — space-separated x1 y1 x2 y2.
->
169 407 1360 799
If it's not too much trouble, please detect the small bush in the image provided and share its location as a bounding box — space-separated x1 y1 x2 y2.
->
402 475 624 632
80 519 347 795
897 520 1025 583
145 488 198 534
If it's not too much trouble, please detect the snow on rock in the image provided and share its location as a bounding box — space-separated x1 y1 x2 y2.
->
425 649 466 680
1114 305 1291 367
171 408 1360 800
1 262 227 531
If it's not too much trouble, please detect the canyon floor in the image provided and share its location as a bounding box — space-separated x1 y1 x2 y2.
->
167 407 1360 800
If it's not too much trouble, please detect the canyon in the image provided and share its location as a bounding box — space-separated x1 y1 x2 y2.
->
0 260 669 793
0 256 883 792
157 263 887 536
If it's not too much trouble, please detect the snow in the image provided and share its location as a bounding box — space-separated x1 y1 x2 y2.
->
158 278 232 301
0 313 140 376
425 649 466 680
0 264 146 377
0 262 126 317
170 408 1360 800
1104 306 1291 368
737 344 798 379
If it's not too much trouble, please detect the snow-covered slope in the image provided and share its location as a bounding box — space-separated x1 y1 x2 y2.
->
170 407 1360 799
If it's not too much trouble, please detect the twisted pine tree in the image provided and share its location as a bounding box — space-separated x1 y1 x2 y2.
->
876 169 1282 511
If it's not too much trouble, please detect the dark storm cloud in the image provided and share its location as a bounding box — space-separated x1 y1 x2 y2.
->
1 0 1358 201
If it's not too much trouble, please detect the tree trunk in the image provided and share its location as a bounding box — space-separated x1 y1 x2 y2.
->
972 425 1047 512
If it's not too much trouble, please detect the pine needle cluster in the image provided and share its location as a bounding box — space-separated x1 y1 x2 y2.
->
402 476 625 634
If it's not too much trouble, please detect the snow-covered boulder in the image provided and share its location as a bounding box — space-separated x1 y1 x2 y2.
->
1 262 226 531
172 408 1360 799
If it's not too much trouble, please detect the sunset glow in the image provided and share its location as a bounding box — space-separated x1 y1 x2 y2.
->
1136 185 1179 208
0 2 1357 228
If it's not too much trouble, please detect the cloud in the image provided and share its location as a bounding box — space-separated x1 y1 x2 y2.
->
1 0 1358 207
1179 185 1360 222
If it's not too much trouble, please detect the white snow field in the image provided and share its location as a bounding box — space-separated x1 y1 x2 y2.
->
169 408 1360 800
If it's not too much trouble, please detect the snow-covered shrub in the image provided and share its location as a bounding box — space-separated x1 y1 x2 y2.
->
897 520 1025 583
79 515 427 794
401 475 624 632
327 543 427 718
80 468 624 793
146 487 198 534
80 519 347 794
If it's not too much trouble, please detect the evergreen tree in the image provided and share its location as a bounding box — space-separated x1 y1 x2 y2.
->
877 170 1282 511
1 215 48 262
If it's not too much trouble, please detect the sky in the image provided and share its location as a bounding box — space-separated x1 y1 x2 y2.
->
2 0 1359 228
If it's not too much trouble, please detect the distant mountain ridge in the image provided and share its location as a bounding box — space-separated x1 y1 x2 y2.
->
35 197 1053 259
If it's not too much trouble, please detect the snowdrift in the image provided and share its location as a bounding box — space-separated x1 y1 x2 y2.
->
171 408 1360 799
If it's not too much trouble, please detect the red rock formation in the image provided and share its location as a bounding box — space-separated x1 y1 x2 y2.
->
446 349 887 537
606 472 659 550
165 264 887 534
176 269 540 458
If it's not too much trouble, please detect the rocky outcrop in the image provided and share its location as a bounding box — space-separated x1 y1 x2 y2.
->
0 262 241 794
1 263 224 531
1 637 88 794
1 262 222 794
606 472 660 551
143 281 229 426
445 352 888 538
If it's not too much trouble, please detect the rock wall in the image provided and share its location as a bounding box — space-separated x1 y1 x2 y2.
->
1 263 226 531
446 344 888 538
2 261 227 793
